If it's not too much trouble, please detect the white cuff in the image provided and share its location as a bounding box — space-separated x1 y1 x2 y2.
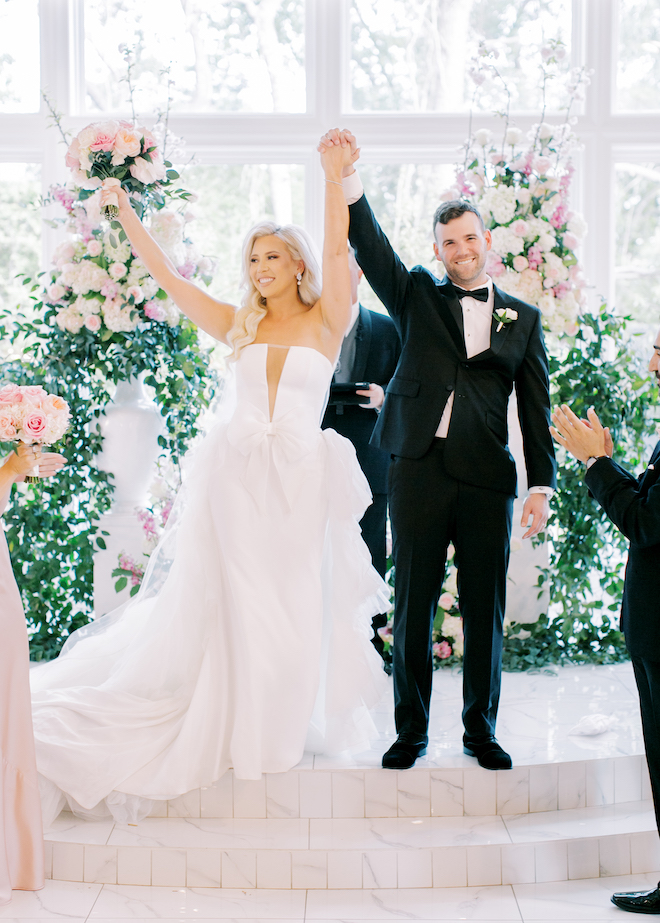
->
342 170 364 205
529 485 554 498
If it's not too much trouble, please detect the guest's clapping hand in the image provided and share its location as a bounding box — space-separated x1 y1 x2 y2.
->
318 129 360 177
550 404 612 463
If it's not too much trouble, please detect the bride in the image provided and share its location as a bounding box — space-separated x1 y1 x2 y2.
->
30 139 389 826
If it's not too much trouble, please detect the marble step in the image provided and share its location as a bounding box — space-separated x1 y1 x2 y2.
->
45 799 660 889
136 754 652 821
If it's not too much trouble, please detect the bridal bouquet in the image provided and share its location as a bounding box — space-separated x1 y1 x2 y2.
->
65 120 172 217
0 383 70 445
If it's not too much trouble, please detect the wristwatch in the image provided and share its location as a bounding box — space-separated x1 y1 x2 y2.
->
586 456 606 469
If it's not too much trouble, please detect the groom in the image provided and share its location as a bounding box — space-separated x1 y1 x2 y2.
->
318 129 556 771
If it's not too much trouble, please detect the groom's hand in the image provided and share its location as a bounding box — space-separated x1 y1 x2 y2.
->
521 493 549 540
318 129 359 177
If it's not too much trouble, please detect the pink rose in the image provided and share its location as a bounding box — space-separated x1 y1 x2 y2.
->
0 415 17 440
129 155 167 185
439 592 455 610
89 122 118 152
138 129 158 153
486 251 505 278
433 641 452 660
100 280 119 299
22 385 46 403
511 219 528 237
125 285 144 304
533 155 552 175
65 138 82 171
84 314 102 332
111 127 142 166
108 262 127 280
47 283 67 302
42 394 69 415
144 300 166 322
512 255 529 272
563 232 578 250
22 411 47 441
0 383 21 402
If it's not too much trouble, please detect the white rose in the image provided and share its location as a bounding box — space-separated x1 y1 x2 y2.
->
505 127 524 146
567 214 588 239
474 128 492 147
109 262 128 280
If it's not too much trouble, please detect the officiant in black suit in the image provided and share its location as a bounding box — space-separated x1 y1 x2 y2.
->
318 129 557 772
322 249 401 661
551 340 660 915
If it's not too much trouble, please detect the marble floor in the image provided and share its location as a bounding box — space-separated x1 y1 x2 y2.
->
9 663 659 918
4 873 660 921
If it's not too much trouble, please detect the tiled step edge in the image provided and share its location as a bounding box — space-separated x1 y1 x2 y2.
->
46 828 660 889
147 756 652 819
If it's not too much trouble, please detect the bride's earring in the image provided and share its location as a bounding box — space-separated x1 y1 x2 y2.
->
296 272 303 286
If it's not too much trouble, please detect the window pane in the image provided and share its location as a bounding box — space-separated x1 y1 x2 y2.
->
84 0 305 114
356 163 456 313
616 0 660 111
178 164 304 304
350 0 572 113
0 0 40 113
0 164 41 321
614 162 660 325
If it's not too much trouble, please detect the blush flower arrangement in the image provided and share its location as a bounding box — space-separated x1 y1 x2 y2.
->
45 197 213 336
112 471 177 597
442 40 592 338
0 383 70 445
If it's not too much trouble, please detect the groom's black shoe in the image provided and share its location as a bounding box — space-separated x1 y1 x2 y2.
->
382 738 427 770
611 884 660 914
463 737 512 770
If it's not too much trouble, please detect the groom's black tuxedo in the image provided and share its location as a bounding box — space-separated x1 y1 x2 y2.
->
348 192 557 745
585 446 660 834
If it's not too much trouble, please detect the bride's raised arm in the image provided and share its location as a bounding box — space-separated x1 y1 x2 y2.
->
99 183 237 344
318 134 360 339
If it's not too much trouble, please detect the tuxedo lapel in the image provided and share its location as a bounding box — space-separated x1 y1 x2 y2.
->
352 305 371 382
437 278 466 356
488 286 515 355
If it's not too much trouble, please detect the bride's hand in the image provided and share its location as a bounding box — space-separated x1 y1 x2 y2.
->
318 129 360 177
100 179 131 215
2 444 66 483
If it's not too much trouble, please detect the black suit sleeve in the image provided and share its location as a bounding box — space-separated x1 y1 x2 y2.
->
514 310 557 490
586 456 660 547
348 194 411 319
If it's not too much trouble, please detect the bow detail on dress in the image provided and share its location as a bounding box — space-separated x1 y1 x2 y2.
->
227 402 320 511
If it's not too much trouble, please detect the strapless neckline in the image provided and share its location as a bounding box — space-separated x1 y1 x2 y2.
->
245 343 335 371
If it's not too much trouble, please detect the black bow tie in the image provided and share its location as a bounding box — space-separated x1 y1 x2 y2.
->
452 285 489 303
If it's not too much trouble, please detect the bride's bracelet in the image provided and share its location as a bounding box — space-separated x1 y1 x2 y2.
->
325 179 344 187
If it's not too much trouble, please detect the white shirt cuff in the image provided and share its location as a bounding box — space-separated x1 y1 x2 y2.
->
342 170 364 205
529 486 554 498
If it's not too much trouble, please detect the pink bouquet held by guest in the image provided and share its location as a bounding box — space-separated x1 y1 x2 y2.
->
0 384 70 482
65 120 173 219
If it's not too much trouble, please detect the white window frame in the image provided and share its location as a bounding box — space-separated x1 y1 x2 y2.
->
0 0 658 312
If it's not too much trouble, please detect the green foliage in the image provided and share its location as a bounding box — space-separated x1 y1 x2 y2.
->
533 301 658 665
0 293 215 661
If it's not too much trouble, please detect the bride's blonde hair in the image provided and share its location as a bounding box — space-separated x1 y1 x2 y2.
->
227 221 323 360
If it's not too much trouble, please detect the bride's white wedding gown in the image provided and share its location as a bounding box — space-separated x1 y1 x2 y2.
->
30 344 389 825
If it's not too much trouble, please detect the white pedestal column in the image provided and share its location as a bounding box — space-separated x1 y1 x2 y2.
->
93 376 163 616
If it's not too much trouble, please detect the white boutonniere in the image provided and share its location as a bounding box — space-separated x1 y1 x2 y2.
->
494 307 518 333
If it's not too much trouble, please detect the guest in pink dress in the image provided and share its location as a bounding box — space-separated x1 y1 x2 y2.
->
0 443 65 905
